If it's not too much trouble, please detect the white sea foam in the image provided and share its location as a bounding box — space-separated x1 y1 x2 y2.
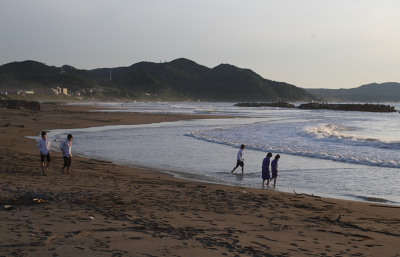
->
303 123 400 149
187 118 400 168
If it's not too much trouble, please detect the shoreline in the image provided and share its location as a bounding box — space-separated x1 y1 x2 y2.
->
1 103 399 256
45 111 400 206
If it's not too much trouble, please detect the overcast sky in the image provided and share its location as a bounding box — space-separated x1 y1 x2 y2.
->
1 0 399 88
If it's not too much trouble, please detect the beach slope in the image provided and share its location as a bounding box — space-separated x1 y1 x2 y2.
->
0 104 399 257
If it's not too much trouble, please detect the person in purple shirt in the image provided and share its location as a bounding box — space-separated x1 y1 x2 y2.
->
270 154 280 187
262 152 273 188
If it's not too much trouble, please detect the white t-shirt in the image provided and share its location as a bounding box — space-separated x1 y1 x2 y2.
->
38 138 51 155
237 149 244 162
61 140 72 157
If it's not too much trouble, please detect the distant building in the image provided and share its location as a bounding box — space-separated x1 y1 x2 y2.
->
52 87 69 95
52 87 61 95
17 90 35 95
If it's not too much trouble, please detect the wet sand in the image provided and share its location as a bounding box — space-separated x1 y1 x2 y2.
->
0 103 399 257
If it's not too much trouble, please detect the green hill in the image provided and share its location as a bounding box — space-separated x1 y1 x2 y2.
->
0 58 315 101
306 82 400 102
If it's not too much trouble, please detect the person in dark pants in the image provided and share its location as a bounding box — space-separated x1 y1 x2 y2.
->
38 131 51 176
270 154 281 187
262 152 273 188
231 144 245 174
61 134 73 174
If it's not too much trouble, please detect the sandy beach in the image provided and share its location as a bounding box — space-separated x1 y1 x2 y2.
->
1 103 399 257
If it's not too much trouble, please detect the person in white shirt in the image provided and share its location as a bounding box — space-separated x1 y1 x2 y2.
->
61 134 73 174
231 144 245 174
38 131 51 175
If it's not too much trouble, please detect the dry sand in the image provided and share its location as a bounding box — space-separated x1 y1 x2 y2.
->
0 103 399 257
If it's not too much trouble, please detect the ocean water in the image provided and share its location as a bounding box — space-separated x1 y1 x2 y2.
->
48 102 400 205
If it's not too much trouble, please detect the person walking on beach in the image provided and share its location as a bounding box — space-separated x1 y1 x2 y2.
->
270 154 280 187
38 131 51 176
231 144 245 174
61 134 73 174
262 152 273 188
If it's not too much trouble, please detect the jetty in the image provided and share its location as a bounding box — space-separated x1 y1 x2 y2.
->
298 103 396 112
235 102 397 113
234 102 295 108
0 100 41 111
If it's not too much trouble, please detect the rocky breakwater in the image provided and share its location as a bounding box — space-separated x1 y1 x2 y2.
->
298 103 396 112
234 102 296 108
0 100 41 111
